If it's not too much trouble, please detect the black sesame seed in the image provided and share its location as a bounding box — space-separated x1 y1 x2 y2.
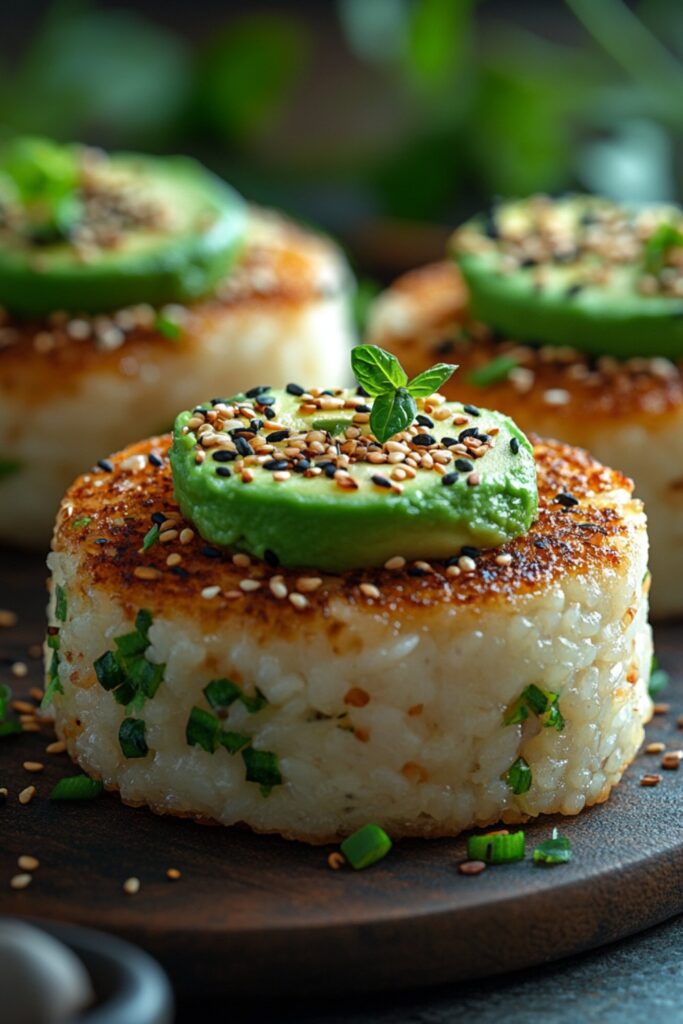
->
97 458 114 473
416 414 434 428
407 567 427 577
534 538 548 549
441 472 459 486
286 383 305 396
441 436 458 447
355 404 372 413
264 548 279 567
461 546 480 559
266 430 290 443
509 437 520 455
413 433 436 446
148 452 164 468
95 537 108 545
250 419 264 432
458 428 479 441
555 491 579 508
371 474 392 488
445 555 460 567
193 406 206 415
212 450 236 463
171 565 189 578
245 385 271 398
257 394 276 407
455 458 473 472
317 460 334 468
151 511 166 525
293 459 310 473
264 407 276 420
235 436 254 457
202 545 222 559
263 459 290 471
463 404 481 417
215 466 232 478
324 464 337 478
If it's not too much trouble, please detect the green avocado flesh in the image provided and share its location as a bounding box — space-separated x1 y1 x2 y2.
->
170 389 538 572
451 194 683 358
0 143 247 315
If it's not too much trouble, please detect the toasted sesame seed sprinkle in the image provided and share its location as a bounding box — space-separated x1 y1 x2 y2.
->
327 852 346 870
239 579 261 592
654 703 671 715
201 585 221 600
359 583 381 599
645 742 666 754
22 762 44 773
459 860 486 876
296 577 323 593
0 609 17 628
179 528 194 545
29 687 44 703
232 553 251 568
10 873 32 890
134 566 162 581
46 741 67 755
496 553 513 566
12 700 34 715
166 868 182 881
384 555 406 570
458 556 477 573
662 752 682 770
640 774 662 787
269 578 288 599
19 786 36 805
18 855 39 872
289 593 309 610
123 877 141 895
11 662 28 679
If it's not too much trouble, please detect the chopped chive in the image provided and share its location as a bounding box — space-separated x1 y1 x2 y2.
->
466 355 519 389
118 718 149 759
0 457 22 480
135 608 153 640
467 830 525 864
203 678 242 711
47 628 60 650
649 655 670 698
50 775 104 801
94 650 125 690
220 731 251 754
533 827 572 865
242 747 282 790
504 685 564 732
71 516 92 530
340 823 392 869
55 584 68 623
142 524 160 551
506 756 532 795
241 689 268 713
154 312 182 341
186 706 220 753
114 631 148 658
41 650 64 708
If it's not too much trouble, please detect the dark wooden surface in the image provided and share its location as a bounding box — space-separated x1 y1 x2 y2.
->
1 547 682 997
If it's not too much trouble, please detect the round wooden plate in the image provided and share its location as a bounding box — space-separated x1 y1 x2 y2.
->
1 551 682 995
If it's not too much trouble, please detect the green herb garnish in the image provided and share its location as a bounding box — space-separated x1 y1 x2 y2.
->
93 609 164 712
0 457 21 480
340 824 392 870
50 775 104 801
466 355 519 389
649 655 670 698
220 731 251 754
41 649 64 708
186 705 220 752
204 677 267 714
506 756 532 795
55 584 68 623
504 684 565 732
154 312 183 341
118 717 149 758
142 524 160 551
467 830 525 864
0 136 81 240
71 516 92 530
533 827 572 865
351 344 457 444
242 747 282 792
643 223 683 276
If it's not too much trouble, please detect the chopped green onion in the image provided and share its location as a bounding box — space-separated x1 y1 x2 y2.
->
506 756 532 795
220 731 251 754
71 515 92 530
118 718 149 759
47 630 60 650
186 706 220 752
204 678 242 710
114 630 148 659
0 721 22 738
154 312 182 341
533 827 572 865
135 608 153 639
466 355 519 389
649 655 670 698
340 823 392 870
94 650 125 691
242 747 282 790
0 683 11 721
41 650 64 708
142 524 160 551
55 584 68 623
0 457 22 480
504 685 564 732
241 689 268 713
467 830 525 864
50 775 103 801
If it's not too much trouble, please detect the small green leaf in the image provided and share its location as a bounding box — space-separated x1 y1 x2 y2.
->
351 344 408 396
406 362 458 397
186 706 220 753
370 388 417 444
50 775 103 801
0 458 21 481
119 717 149 758
643 223 683 275
506 756 532 795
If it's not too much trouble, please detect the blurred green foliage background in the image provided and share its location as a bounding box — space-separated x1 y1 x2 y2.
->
1 0 683 277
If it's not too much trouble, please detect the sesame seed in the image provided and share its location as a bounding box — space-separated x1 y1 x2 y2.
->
0 609 17 628
289 593 309 610
10 873 32 890
134 567 162 581
11 662 28 679
359 583 381 599
179 528 194 544
46 741 66 755
17 855 39 872
467 473 481 487
543 388 571 406
166 553 182 567
23 762 44 773
463 405 481 416
296 577 323 593
441 472 458 487
496 553 513 566
232 553 251 568
662 752 682 770
29 687 44 703
201 586 221 600
159 529 179 543
166 868 182 881
97 458 114 473
12 700 34 715
454 459 473 472
555 492 579 508
645 742 665 754
371 474 392 489
459 860 486 876
458 556 476 573
509 437 520 455
239 579 261 593
215 466 232 478
19 786 36 805
640 774 662 787
654 703 670 715
286 383 305 396
412 433 436 447
123 877 140 895
328 852 346 870
269 578 288 600
384 555 406 570
273 471 291 482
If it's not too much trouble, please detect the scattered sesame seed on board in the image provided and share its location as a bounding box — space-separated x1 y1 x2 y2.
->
29 687 44 703
166 868 182 881
12 700 35 715
123 877 141 895
661 753 682 771
640 774 663 787
18 786 37 805
22 762 44 773
645 742 665 754
10 874 32 890
17 855 39 872
11 662 28 679
654 704 671 715
459 861 486 876
0 609 17 628
327 852 346 871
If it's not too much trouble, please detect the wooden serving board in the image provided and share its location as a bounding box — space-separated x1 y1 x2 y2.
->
1 549 683 996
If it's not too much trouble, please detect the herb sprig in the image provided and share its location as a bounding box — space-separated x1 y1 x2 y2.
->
351 345 457 444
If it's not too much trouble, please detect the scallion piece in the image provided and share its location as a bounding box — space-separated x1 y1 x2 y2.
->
155 312 182 341
504 685 564 733
649 655 670 698
142 524 160 551
204 678 242 711
533 827 572 865
340 823 392 870
467 829 525 864
466 355 519 389
241 689 268 714
114 630 148 659
42 650 64 708
94 650 125 691
186 706 220 752
242 747 282 790
55 584 68 623
506 756 532 795
135 608 153 639
50 775 103 801
118 717 149 758
220 731 251 754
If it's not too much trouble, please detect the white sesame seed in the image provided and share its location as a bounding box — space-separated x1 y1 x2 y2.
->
134 567 162 581
269 578 288 600
496 553 513 566
239 579 261 592
458 556 476 573
179 528 194 545
11 662 28 679
296 577 323 592
384 555 406 570
201 585 221 600
18 786 36 805
123 877 140 895
543 388 571 406
10 874 32 890
289 593 309 610
359 583 381 599
17 855 39 872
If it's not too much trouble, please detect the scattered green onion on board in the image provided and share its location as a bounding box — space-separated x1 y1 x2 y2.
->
466 355 519 389
50 775 104 801
467 830 525 864
533 827 572 866
340 823 393 870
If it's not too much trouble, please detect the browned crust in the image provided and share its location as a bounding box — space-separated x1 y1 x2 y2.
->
372 261 683 424
0 212 343 401
51 433 641 629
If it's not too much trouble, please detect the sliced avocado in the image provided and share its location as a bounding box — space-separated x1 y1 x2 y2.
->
451 194 683 358
170 389 538 572
0 141 247 316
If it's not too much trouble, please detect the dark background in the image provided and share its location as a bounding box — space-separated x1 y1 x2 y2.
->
3 0 683 286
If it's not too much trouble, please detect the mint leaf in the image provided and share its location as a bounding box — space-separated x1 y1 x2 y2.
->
351 345 408 396
407 362 458 397
370 388 416 444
